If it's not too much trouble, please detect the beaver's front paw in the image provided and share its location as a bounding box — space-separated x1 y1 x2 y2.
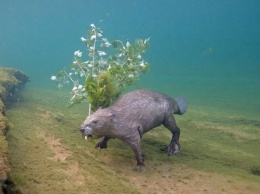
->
167 142 181 156
95 141 108 149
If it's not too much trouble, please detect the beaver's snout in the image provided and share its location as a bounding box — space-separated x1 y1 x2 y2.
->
80 125 92 135
80 125 93 140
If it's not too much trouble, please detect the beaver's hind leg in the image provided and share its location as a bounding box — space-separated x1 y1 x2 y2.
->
163 114 181 156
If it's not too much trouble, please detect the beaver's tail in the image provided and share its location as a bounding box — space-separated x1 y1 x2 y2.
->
176 96 188 115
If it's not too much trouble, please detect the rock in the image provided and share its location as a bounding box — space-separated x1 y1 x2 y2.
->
0 67 29 193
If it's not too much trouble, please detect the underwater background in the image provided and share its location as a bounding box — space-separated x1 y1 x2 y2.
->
1 0 260 117
1 1 260 193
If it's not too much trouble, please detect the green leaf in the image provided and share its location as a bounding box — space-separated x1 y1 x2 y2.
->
87 30 93 36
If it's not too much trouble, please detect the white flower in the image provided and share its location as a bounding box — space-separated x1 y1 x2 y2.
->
137 54 142 59
69 73 73 76
97 33 102 37
74 50 79 56
126 41 131 47
128 74 134 78
88 64 93 68
50 76 56 81
104 42 111 47
92 74 97 78
97 51 106 56
81 37 87 42
80 72 85 77
91 35 96 40
74 50 82 57
140 61 145 67
78 85 83 90
89 46 94 51
90 23 95 28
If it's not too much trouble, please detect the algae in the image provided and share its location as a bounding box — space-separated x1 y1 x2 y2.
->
0 67 29 194
5 86 260 194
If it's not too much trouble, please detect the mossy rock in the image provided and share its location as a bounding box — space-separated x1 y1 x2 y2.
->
0 67 29 193
0 100 9 194
0 67 29 102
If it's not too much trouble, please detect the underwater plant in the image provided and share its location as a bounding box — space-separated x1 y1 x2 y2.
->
51 24 150 114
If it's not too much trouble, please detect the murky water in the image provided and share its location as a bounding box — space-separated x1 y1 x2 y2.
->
1 0 260 117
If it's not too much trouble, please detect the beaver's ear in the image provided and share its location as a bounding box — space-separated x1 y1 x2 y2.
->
110 114 115 120
107 111 115 120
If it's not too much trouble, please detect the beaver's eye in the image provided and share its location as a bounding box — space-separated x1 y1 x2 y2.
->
92 120 98 124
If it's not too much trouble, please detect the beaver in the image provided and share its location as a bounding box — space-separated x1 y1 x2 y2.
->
80 89 187 170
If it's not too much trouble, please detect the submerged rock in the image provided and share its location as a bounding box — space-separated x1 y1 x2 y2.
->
0 67 29 194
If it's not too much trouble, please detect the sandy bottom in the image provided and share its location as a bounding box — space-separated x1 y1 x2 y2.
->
5 87 260 194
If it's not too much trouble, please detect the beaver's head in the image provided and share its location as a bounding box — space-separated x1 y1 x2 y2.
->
80 108 115 140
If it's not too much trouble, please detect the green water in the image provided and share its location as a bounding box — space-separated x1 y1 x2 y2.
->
0 1 259 134
1 2 260 193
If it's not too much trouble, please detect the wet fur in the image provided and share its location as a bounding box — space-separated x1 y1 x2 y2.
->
80 89 187 170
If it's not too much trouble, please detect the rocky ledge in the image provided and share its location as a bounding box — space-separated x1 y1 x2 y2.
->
0 67 29 194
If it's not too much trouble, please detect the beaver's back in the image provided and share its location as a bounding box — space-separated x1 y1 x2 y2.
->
110 90 179 131
113 90 177 110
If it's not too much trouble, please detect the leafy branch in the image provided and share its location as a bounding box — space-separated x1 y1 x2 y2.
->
51 23 150 114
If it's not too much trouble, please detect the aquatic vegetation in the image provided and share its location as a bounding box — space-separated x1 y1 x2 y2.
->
5 88 260 193
0 67 29 192
51 24 150 112
0 68 29 102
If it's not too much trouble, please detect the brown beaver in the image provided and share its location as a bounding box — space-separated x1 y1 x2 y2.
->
80 89 187 170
